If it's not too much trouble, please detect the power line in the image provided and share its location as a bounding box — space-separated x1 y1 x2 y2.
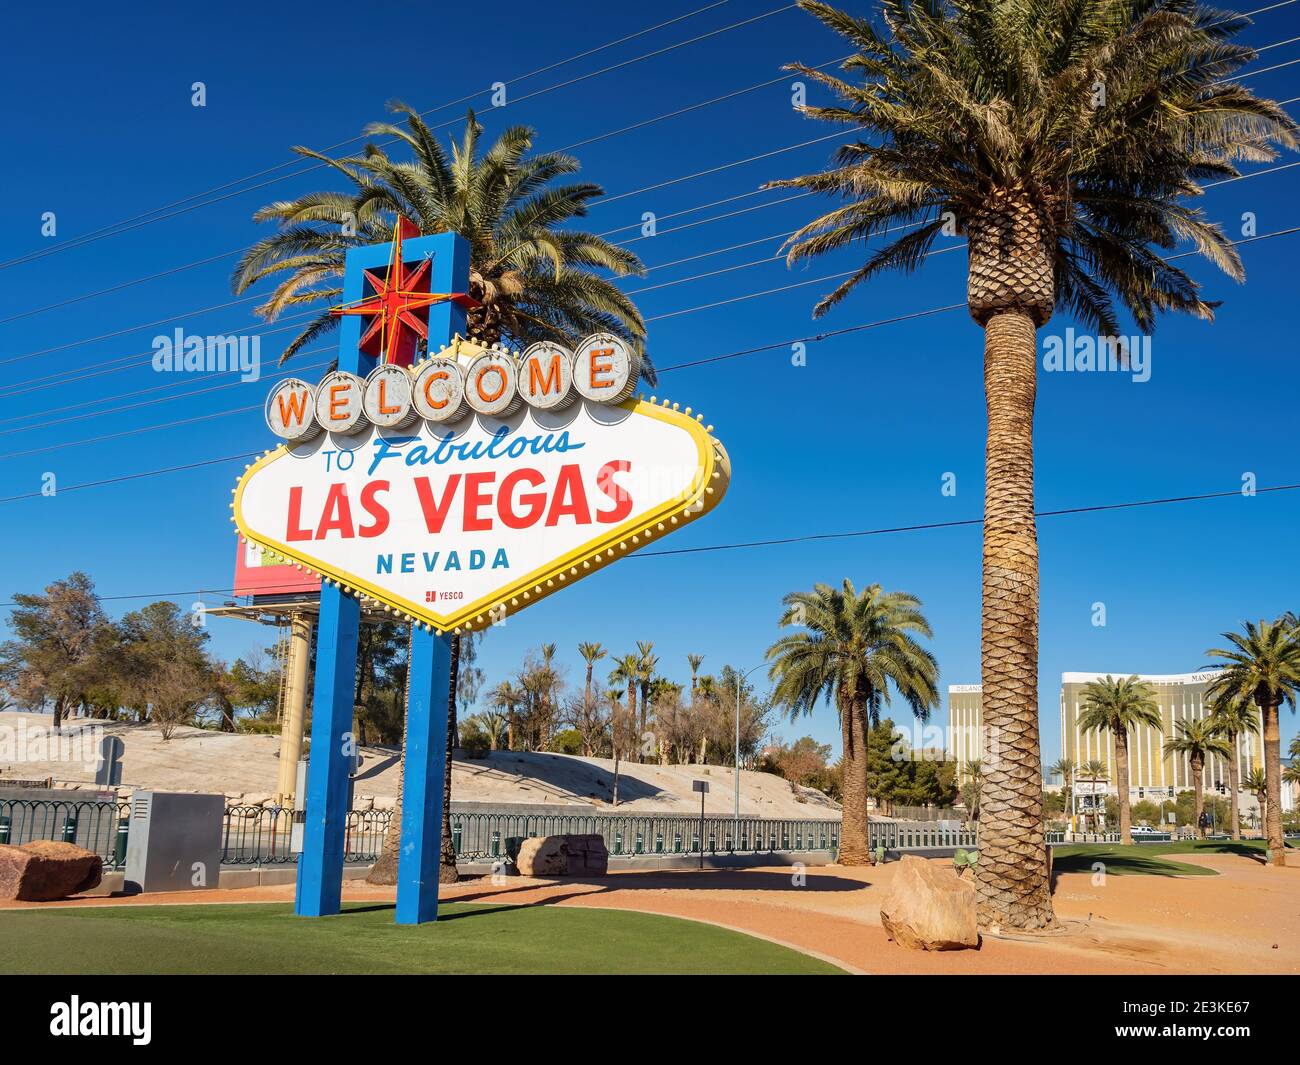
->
0 3 796 272
3 219 1297 449
3 481 1294 604
632 484 1300 557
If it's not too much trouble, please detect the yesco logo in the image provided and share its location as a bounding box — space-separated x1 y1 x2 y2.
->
265 333 639 441
49 997 151 1045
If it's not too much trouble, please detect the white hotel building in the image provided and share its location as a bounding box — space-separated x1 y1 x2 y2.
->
948 672 1283 807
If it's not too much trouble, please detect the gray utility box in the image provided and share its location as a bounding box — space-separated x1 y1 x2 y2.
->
123 791 223 894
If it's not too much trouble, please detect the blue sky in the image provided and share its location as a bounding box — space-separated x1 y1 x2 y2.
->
1 0 1297 762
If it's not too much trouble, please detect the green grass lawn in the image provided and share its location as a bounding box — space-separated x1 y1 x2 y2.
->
1052 838 1294 877
0 902 843 976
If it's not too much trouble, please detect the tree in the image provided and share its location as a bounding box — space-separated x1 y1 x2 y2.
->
1207 692 1259 840
1079 759 1108 832
1205 618 1300 863
1049 758 1075 815
1244 766 1269 832
635 641 658 761
962 759 985 822
1076 676 1162 844
233 105 648 364
769 0 1296 929
577 642 607 713
0 572 113 729
767 736 833 789
766 580 938 864
608 655 641 807
116 601 213 736
1164 719 1231 839
488 680 526 752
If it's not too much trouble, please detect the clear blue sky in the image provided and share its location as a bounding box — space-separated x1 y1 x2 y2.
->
2 0 1297 762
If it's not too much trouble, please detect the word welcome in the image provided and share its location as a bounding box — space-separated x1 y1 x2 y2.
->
266 333 640 441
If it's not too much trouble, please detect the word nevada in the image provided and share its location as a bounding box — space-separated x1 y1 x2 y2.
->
266 333 642 441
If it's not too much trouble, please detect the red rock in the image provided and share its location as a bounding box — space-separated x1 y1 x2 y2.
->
0 840 103 901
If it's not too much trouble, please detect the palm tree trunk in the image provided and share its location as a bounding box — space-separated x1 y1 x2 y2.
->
1115 728 1132 845
973 310 1054 930
1227 730 1241 841
367 627 414 885
440 634 460 885
1192 758 1205 839
837 694 871 865
1261 699 1285 865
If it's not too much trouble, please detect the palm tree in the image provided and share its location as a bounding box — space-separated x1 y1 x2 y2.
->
635 641 658 761
769 0 1296 929
1076 676 1162 845
233 104 648 366
608 655 641 806
1165 719 1231 840
766 580 939 865
1205 618 1300 863
1079 759 1108 833
488 680 525 752
1244 766 1268 835
1207 692 1259 840
1049 757 1075 815
577 642 606 711
687 654 705 694
962 759 985 822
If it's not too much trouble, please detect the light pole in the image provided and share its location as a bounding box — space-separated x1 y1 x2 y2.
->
734 663 769 847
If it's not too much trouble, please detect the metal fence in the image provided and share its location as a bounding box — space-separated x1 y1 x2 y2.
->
221 805 389 865
448 811 843 861
6 798 984 870
0 798 131 869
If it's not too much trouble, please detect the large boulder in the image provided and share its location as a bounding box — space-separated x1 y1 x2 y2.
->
515 834 609 878
879 854 979 951
0 840 104 901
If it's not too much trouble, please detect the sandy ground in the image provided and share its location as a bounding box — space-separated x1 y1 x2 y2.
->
0 710 838 817
6 853 1297 974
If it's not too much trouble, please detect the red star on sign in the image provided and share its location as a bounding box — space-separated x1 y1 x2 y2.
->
331 217 477 367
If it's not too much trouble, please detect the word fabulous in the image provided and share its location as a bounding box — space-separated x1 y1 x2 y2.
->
265 333 642 442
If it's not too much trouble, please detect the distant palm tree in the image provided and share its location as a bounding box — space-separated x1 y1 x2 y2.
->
1079 759 1108 833
766 580 938 864
687 654 705 694
488 680 525 752
1205 618 1300 864
1076 676 1162 845
635 641 658 761
1207 693 1259 840
608 654 641 805
962 759 985 822
769 0 1297 930
1244 766 1269 834
233 104 648 364
1165 720 1231 839
1049 757 1076 816
577 642 606 713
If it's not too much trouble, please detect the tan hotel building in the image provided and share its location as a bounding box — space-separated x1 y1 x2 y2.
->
948 672 1269 801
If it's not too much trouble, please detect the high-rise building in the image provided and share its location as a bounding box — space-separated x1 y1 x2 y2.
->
948 672 1272 804
1060 671 1263 800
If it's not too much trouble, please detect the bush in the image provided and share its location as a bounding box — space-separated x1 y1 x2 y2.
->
549 728 583 755
459 722 491 759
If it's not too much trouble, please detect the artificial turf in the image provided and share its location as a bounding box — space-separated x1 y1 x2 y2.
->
1051 838 1295 877
0 901 843 975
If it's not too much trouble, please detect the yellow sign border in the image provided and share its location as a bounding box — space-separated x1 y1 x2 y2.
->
231 396 729 633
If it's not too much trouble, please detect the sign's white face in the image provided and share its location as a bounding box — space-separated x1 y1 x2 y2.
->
233 398 728 632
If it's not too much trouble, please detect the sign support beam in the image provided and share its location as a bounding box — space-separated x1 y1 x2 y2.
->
293 229 469 921
395 626 454 924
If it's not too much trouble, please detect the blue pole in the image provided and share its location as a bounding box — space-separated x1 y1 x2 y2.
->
295 586 361 916
395 627 454 924
292 229 469 921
